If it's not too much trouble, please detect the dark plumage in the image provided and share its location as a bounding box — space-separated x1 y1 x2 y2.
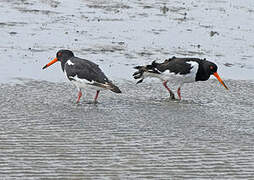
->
43 50 121 103
133 56 228 100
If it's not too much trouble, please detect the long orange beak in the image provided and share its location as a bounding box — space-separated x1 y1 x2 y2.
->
42 57 58 69
213 72 228 90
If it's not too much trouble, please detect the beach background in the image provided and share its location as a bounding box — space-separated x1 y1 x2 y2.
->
0 0 254 179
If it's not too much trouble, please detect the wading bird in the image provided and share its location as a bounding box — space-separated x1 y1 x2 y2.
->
43 50 121 103
133 57 228 100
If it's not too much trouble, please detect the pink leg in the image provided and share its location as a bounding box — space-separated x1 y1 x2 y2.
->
177 87 181 100
94 90 100 102
76 90 82 103
163 81 175 99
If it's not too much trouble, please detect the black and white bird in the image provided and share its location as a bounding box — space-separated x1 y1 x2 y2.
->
43 50 121 103
133 57 228 100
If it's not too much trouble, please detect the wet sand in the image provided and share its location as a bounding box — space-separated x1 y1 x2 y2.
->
0 0 254 82
0 79 254 179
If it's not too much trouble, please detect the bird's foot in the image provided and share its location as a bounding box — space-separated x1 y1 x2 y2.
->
94 90 100 103
76 91 82 104
163 81 176 100
170 92 176 100
177 87 181 100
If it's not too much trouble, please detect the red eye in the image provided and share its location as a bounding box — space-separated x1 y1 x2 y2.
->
210 66 213 70
58 52 62 56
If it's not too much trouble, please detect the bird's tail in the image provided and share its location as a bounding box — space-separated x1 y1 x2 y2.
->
133 61 159 84
133 66 145 84
108 82 121 93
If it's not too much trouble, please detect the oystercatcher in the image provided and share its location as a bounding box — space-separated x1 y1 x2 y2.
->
133 57 228 100
42 50 121 103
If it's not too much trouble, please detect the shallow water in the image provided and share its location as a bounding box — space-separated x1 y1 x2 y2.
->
0 79 254 179
1 0 254 179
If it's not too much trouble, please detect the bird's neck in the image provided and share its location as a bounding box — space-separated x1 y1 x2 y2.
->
60 60 66 72
195 64 210 81
60 57 73 72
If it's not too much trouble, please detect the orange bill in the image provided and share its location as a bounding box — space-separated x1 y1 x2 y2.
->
213 72 228 90
42 57 58 69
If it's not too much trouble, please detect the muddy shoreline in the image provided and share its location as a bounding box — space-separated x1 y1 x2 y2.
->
1 0 254 83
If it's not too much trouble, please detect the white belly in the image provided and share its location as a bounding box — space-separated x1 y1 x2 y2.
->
64 71 106 91
71 80 106 91
143 61 199 86
161 70 196 83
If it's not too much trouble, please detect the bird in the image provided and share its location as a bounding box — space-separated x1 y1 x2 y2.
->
42 49 121 103
133 56 228 100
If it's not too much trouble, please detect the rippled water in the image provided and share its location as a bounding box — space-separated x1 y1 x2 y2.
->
0 79 254 179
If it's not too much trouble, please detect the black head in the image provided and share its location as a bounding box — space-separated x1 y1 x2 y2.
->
42 49 75 70
199 60 228 90
56 49 74 62
206 61 218 75
196 61 217 81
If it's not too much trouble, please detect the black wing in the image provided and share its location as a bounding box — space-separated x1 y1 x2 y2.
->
64 57 109 84
157 58 201 75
